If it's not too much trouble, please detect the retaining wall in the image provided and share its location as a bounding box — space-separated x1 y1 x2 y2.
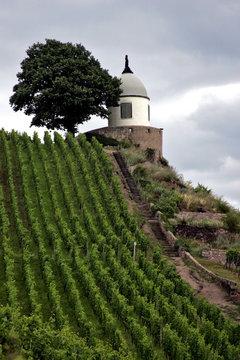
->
149 205 239 296
87 126 163 159
201 249 226 265
180 248 237 293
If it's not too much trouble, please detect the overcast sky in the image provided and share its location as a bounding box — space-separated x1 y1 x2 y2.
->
1 0 240 209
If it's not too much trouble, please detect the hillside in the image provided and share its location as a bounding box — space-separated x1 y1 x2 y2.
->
0 129 240 359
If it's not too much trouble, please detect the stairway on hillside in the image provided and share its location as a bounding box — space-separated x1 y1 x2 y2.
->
113 152 178 257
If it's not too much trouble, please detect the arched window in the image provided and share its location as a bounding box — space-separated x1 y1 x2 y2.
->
121 103 132 119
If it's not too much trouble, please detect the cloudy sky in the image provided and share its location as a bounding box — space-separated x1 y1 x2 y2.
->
1 0 240 209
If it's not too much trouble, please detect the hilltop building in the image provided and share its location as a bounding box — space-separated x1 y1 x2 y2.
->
108 55 150 127
86 56 163 158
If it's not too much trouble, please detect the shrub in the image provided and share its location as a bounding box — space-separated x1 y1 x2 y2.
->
184 218 222 228
132 165 148 179
151 188 182 220
212 233 240 250
145 147 155 161
150 165 180 183
194 183 211 194
223 211 240 233
215 198 231 214
85 132 119 147
174 238 191 252
120 148 147 166
159 156 169 166
119 138 132 148
181 190 217 212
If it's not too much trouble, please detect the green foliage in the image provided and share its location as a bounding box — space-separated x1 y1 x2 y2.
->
132 165 148 179
150 164 181 182
212 233 240 250
174 237 191 252
158 156 169 166
194 183 212 194
0 308 132 360
145 147 155 161
120 148 147 166
119 138 132 149
215 198 232 214
85 132 119 147
223 211 240 233
0 129 240 360
10 39 121 135
226 248 240 268
151 187 182 220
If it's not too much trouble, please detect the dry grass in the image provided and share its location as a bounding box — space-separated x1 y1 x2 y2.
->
181 190 217 212
212 233 240 250
195 256 240 289
149 164 180 182
120 148 147 166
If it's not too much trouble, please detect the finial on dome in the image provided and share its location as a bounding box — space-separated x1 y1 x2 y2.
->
122 55 133 74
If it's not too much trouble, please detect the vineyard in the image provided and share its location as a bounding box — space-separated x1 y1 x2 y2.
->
0 129 240 359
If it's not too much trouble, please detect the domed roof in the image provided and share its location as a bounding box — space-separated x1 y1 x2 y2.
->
120 56 149 99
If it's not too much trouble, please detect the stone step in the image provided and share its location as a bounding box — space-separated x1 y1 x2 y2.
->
148 219 159 223
113 151 178 258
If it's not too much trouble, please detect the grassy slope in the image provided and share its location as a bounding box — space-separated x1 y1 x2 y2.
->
0 130 156 359
0 130 240 360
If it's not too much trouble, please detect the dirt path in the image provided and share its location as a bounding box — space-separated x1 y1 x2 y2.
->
108 150 240 322
171 256 240 322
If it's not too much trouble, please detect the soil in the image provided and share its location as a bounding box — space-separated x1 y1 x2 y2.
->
171 256 240 322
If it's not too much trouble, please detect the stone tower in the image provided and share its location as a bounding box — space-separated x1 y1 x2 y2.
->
86 55 163 159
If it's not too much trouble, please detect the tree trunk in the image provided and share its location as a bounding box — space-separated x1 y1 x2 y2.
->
67 122 77 137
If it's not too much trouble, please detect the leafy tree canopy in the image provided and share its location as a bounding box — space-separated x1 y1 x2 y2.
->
10 39 122 135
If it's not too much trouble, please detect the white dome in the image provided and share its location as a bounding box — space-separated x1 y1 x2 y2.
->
108 55 150 127
120 73 149 99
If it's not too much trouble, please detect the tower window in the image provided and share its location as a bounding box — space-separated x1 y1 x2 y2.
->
148 105 150 121
121 103 132 119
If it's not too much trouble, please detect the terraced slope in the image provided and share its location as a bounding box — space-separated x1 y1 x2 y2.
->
0 129 240 360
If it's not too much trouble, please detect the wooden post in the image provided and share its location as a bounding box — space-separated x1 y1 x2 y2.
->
133 241 136 261
159 325 162 348
117 243 120 261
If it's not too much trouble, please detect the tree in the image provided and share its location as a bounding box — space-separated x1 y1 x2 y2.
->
10 39 121 136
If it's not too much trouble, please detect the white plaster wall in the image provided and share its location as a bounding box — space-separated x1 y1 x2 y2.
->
108 96 150 127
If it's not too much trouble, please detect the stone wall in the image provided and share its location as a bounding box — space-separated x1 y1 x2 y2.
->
175 224 230 243
87 126 163 159
201 249 226 265
175 224 217 242
176 212 225 222
180 248 238 293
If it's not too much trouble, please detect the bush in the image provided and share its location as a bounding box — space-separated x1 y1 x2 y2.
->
85 132 119 147
120 148 147 166
181 190 217 212
150 165 181 183
151 188 182 220
119 138 132 148
215 198 231 214
132 165 148 179
194 183 211 194
145 147 155 161
223 211 240 233
159 156 169 166
174 238 191 252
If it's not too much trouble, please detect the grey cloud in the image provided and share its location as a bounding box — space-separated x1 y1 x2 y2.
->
160 99 240 171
